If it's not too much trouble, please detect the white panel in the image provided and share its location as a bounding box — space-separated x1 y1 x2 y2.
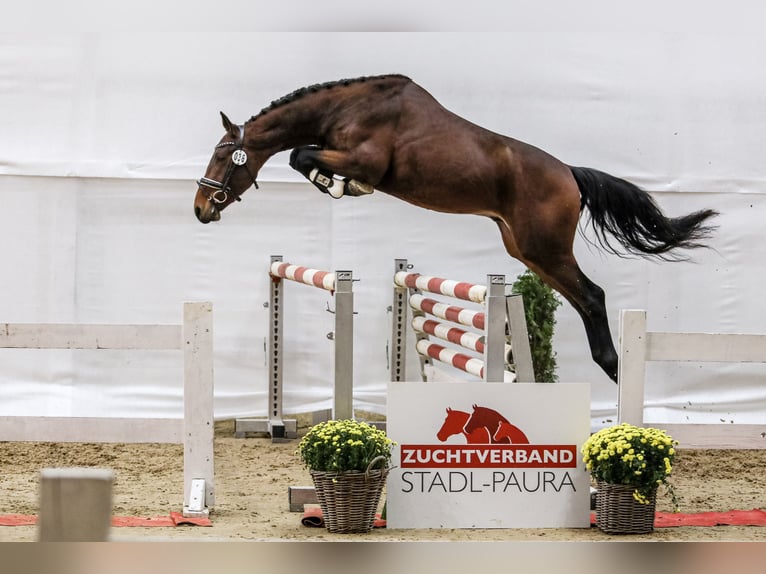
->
0 416 182 443
648 333 766 363
0 324 181 350
644 423 766 450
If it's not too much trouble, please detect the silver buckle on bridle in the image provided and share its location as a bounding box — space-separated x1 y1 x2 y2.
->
197 177 231 204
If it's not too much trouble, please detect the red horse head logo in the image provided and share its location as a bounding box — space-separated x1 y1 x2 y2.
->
436 404 530 445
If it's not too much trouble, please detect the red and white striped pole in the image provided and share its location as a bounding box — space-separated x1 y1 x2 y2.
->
270 261 336 292
415 339 485 379
394 271 487 303
409 293 485 331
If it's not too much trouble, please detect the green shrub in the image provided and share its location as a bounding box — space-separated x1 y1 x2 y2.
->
511 269 561 382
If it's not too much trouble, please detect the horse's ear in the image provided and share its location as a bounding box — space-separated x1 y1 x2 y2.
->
446 407 452 413
220 111 239 137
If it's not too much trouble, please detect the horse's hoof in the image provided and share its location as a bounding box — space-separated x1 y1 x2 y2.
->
345 179 374 196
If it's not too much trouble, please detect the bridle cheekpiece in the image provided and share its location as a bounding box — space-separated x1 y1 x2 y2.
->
197 123 259 205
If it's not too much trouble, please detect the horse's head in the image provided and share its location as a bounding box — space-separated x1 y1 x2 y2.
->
463 404 484 435
436 407 470 442
194 112 263 223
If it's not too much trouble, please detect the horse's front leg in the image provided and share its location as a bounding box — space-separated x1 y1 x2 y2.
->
289 146 375 198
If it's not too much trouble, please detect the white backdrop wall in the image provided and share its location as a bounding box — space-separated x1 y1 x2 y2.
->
2 24 765 428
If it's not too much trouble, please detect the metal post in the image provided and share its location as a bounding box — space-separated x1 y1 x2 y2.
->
333 270 354 420
234 256 297 440
268 254 286 437
390 259 409 382
484 274 506 382
411 293 430 383
505 294 536 382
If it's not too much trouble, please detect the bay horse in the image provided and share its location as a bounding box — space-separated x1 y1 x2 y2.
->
193 74 718 382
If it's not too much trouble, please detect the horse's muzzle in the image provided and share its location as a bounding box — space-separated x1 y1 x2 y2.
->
194 198 221 223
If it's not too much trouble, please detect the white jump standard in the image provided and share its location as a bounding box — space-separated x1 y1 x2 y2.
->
235 255 354 440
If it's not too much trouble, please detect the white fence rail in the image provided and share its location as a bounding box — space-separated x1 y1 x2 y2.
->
618 309 766 449
0 301 215 515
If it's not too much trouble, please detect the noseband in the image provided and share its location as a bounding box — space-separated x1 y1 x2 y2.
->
197 124 259 205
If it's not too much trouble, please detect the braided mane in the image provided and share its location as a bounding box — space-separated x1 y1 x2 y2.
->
248 74 410 123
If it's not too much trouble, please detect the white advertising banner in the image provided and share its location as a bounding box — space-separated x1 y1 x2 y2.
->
386 382 591 529
2 21 766 429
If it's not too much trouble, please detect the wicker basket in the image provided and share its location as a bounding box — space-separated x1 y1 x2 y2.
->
310 455 390 533
595 480 657 534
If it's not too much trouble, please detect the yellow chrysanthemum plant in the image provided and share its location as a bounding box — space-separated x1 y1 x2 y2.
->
297 419 395 473
581 422 679 510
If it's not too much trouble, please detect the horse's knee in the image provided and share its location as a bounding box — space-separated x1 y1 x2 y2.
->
289 146 321 177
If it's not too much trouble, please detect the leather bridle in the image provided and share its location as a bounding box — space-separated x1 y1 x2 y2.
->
197 124 259 204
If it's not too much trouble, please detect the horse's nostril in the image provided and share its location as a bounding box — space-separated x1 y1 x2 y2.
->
195 205 201 218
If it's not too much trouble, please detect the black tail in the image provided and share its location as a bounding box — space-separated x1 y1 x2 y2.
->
570 166 718 260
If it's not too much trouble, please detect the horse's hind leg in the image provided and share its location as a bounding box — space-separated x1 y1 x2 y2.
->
533 262 618 382
559 270 618 383
494 220 619 382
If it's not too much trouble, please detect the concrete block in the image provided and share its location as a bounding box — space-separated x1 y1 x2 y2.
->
38 468 114 542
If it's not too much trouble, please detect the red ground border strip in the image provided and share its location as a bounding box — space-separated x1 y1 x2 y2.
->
3 509 764 529
588 509 766 528
0 511 211 527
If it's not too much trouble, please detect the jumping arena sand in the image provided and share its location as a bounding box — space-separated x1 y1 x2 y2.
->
0 417 764 542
